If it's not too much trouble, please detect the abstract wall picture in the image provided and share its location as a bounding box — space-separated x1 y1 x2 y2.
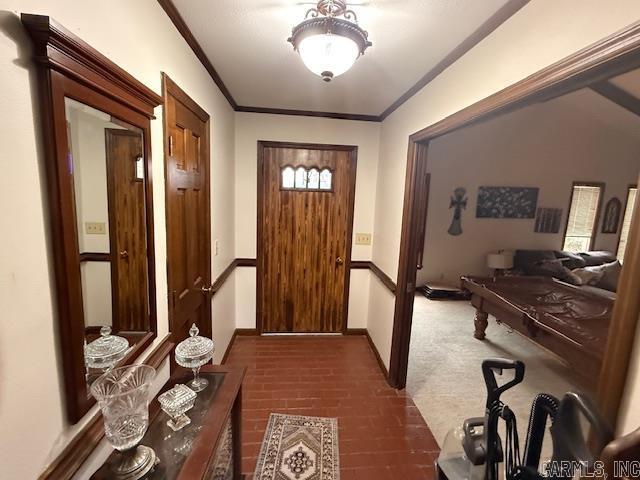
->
602 197 622 234
534 207 563 233
448 187 467 236
476 186 539 219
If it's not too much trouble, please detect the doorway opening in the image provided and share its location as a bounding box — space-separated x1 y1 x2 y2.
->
388 24 640 436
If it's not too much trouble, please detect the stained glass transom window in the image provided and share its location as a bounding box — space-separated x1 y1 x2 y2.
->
281 166 332 191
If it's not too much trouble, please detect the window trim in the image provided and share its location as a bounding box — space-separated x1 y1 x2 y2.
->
561 181 605 252
616 183 637 259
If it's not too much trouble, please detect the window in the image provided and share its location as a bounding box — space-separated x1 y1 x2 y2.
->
281 166 332 191
563 183 603 252
617 186 637 262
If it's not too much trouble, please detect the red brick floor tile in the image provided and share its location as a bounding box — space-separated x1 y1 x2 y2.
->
224 335 440 479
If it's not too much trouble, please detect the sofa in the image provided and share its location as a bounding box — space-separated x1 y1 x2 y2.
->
513 249 621 300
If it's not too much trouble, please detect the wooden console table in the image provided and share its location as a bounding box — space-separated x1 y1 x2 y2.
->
92 365 245 480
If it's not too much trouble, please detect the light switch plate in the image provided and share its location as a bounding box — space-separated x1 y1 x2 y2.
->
355 233 372 245
85 222 106 235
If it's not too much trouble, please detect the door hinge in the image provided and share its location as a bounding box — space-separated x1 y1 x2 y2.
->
170 290 177 310
168 135 174 156
406 282 415 293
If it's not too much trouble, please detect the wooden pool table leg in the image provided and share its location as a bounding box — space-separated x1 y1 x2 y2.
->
474 310 489 340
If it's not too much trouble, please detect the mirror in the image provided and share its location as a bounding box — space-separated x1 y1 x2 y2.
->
65 99 151 387
23 14 162 422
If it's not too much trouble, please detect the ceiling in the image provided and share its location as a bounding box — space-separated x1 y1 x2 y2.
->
555 86 640 141
170 0 518 116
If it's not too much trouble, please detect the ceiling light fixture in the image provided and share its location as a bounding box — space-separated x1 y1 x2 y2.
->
288 0 372 82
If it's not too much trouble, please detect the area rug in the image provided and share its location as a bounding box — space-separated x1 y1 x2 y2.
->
253 413 339 480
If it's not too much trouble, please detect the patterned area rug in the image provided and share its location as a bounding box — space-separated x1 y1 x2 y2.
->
253 414 339 480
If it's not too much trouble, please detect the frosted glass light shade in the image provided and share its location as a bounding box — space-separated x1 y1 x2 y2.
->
298 33 360 81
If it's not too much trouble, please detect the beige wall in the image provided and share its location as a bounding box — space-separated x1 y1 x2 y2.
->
0 1 236 478
416 89 640 285
368 0 640 397
233 112 380 330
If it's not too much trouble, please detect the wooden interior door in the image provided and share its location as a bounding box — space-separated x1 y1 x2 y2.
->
163 74 212 342
258 142 357 333
105 129 149 332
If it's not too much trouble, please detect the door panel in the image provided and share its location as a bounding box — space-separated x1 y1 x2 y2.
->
164 75 211 343
105 129 148 332
258 143 357 333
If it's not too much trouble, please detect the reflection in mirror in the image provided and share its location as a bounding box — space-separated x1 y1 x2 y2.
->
65 98 150 388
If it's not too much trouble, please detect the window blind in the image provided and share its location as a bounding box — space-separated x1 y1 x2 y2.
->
563 185 602 252
617 187 637 262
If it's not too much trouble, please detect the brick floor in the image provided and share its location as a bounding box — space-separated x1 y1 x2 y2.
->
224 335 440 479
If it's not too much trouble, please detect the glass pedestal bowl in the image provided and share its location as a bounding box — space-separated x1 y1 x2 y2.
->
84 326 130 371
174 324 215 393
90 365 158 479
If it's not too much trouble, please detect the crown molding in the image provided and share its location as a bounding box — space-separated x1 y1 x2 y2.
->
158 0 529 122
379 0 530 120
157 0 237 108
235 105 380 122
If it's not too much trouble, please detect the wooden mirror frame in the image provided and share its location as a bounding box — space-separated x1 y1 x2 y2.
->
22 14 163 423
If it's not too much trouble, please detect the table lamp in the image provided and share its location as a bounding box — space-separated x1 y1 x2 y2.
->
487 251 513 277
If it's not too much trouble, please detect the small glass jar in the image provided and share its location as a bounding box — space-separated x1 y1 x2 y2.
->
174 324 214 393
158 384 197 431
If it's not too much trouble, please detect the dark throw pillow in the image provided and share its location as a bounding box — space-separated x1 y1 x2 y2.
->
528 258 583 285
514 250 558 275
579 251 617 267
555 250 587 270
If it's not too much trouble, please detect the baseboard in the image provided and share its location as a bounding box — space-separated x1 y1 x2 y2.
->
221 328 259 364
345 328 389 380
365 331 389 379
344 328 367 335
236 328 258 335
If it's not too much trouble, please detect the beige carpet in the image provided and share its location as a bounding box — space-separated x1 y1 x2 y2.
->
406 295 589 453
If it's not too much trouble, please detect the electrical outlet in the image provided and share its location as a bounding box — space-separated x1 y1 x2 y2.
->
85 222 106 235
355 233 372 245
214 239 220 256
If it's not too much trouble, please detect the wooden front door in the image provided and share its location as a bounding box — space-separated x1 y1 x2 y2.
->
258 142 357 333
105 129 149 332
163 74 212 342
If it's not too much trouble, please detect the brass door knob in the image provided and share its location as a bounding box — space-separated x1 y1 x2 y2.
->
201 284 214 294
119 250 129 259
336 256 344 265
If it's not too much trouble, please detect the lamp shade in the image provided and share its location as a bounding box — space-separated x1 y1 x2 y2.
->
487 251 514 270
298 33 360 81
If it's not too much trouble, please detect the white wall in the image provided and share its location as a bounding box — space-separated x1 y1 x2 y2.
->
368 0 640 380
0 1 236 478
233 112 380 329
416 89 640 285
69 108 117 327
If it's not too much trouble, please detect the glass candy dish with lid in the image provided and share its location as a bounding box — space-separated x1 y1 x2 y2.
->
158 384 197 431
84 326 130 371
174 324 214 392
